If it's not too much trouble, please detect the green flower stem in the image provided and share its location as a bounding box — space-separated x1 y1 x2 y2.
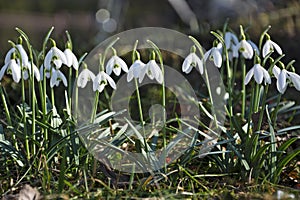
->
21 72 30 160
241 58 246 119
257 85 269 131
254 83 261 113
271 93 282 128
51 87 55 110
0 86 17 150
90 91 99 123
246 81 256 135
74 69 79 122
146 39 167 170
134 78 146 135
68 67 73 112
189 36 219 128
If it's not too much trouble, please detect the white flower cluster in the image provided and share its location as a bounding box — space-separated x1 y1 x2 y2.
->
0 41 78 88
182 30 300 94
0 41 163 94
77 50 163 93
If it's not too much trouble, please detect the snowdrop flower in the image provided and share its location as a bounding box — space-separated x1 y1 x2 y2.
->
5 44 29 67
139 59 163 84
50 69 67 88
44 41 67 71
105 55 128 76
245 63 271 85
77 65 96 88
127 59 145 82
0 58 21 83
272 65 300 93
93 71 116 92
39 64 54 80
204 43 223 68
237 39 254 59
182 46 203 74
224 32 239 50
64 46 79 70
262 37 282 58
23 62 41 81
247 40 259 55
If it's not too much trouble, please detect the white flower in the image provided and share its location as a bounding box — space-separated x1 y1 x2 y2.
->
77 68 96 88
245 64 271 85
39 64 53 80
0 59 21 83
105 55 128 76
247 40 259 55
273 65 300 93
64 48 79 70
50 69 67 88
262 39 282 58
204 43 223 68
139 60 163 84
44 46 67 70
182 52 203 74
93 71 116 92
23 62 41 81
5 44 29 67
127 60 145 82
237 40 254 59
224 32 239 50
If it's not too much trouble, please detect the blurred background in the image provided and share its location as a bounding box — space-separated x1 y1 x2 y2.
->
0 0 300 63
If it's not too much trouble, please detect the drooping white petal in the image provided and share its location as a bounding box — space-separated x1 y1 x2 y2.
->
253 64 264 84
50 70 67 88
105 56 116 75
64 48 79 70
239 40 253 59
32 63 41 81
144 60 163 84
127 60 145 82
277 69 287 93
262 67 271 84
102 71 116 89
0 63 9 81
212 48 222 68
77 69 95 88
15 44 29 67
182 53 203 74
224 32 239 49
57 70 68 87
247 40 259 55
270 40 283 55
50 70 58 88
287 72 300 91
106 55 128 76
244 67 254 85
44 49 53 70
272 65 280 79
9 60 21 83
4 48 15 64
52 46 67 65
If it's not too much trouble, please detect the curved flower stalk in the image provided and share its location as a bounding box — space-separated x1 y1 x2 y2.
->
262 35 282 58
272 65 300 93
93 71 116 92
106 54 128 76
50 69 68 88
77 67 96 88
127 59 145 82
203 43 223 68
139 59 163 84
182 46 203 74
245 63 271 85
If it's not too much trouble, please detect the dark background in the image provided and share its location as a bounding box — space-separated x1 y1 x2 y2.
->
0 0 299 63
